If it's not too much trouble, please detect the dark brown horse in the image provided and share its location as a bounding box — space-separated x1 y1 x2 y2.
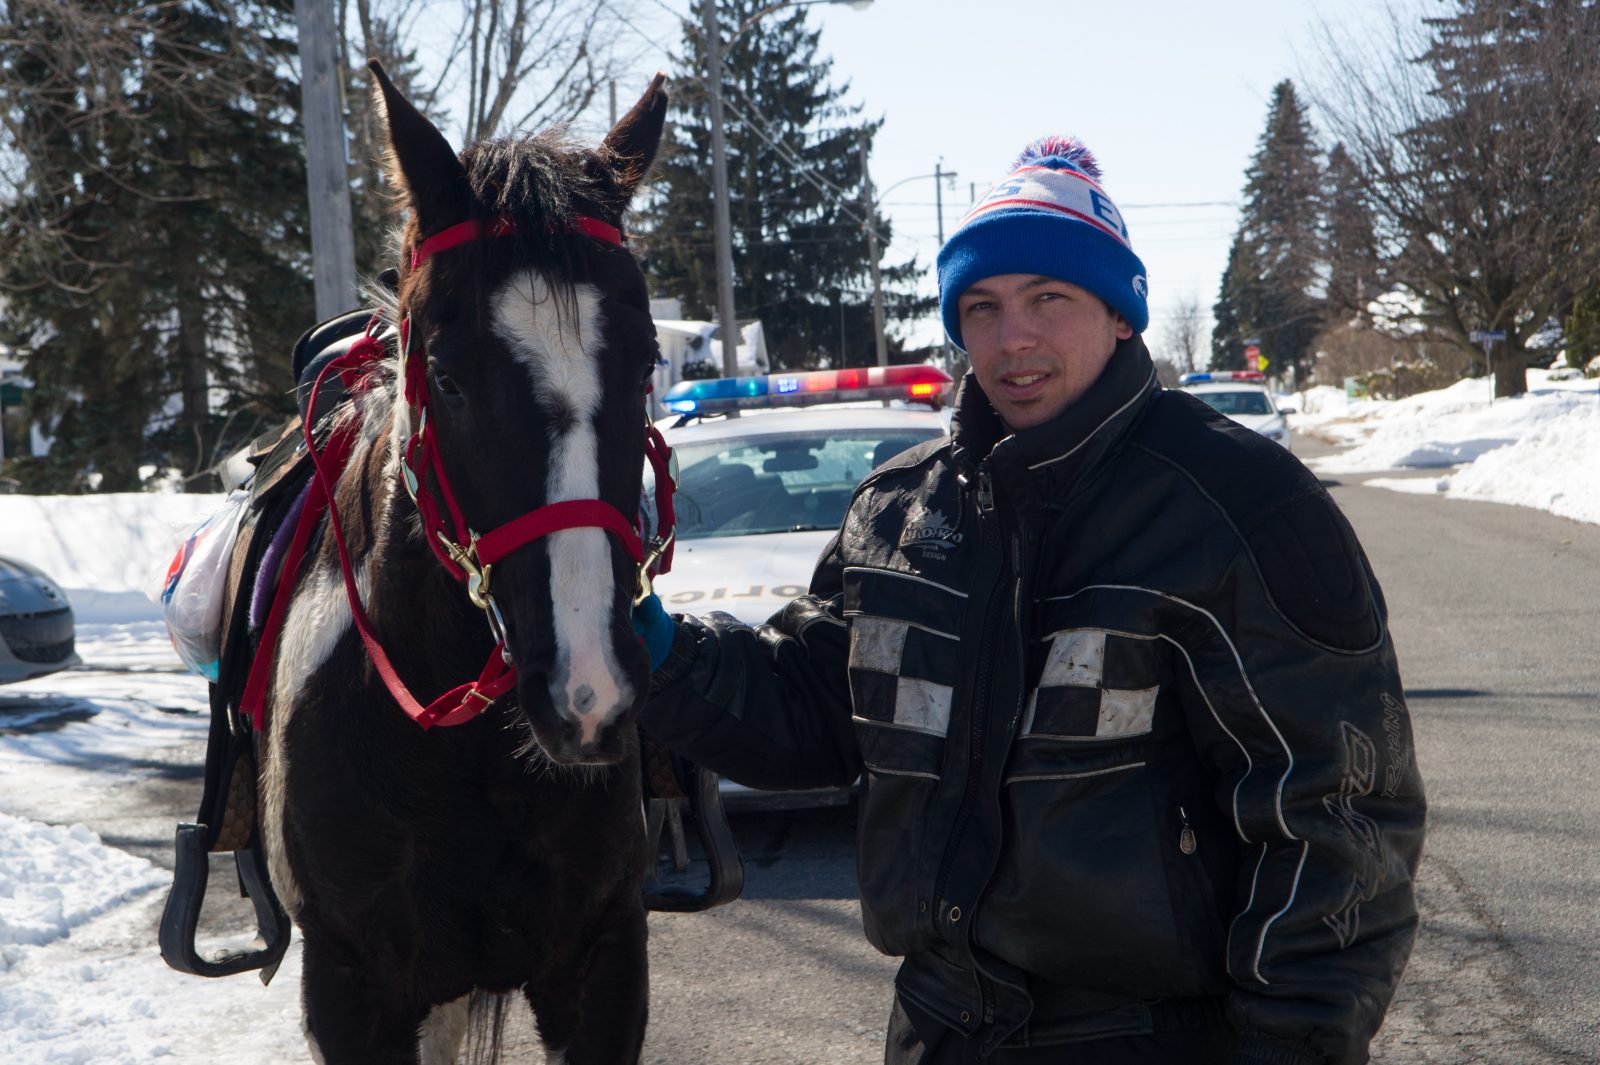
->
258 64 667 1063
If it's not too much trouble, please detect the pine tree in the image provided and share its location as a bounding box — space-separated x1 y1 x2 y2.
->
640 0 931 371
1322 143 1383 317
1218 80 1325 386
0 1 312 490
1211 237 1255 371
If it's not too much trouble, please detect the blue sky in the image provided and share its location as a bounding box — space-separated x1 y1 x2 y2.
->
422 0 1413 359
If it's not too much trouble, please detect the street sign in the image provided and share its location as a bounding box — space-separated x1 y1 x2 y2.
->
1469 330 1506 343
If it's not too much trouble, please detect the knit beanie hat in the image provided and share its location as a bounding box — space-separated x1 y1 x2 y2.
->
937 137 1149 350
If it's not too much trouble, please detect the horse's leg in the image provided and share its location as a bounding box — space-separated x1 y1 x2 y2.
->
418 995 469 1065
300 934 426 1065
524 908 649 1065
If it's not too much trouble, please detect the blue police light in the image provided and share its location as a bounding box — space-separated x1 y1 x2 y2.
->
1179 370 1266 385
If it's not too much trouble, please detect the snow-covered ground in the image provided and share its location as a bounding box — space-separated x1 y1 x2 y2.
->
1291 368 1600 526
0 624 308 1064
0 366 1594 1061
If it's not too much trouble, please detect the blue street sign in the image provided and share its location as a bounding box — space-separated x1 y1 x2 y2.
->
1469 330 1506 342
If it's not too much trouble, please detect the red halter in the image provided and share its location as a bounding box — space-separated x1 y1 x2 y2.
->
241 215 676 732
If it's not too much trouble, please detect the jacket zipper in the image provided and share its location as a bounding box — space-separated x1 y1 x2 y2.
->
931 464 1007 933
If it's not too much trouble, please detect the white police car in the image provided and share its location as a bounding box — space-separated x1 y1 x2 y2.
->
1178 370 1294 449
646 365 953 803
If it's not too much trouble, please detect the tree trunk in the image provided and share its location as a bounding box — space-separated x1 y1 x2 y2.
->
1493 347 1528 399
169 126 210 455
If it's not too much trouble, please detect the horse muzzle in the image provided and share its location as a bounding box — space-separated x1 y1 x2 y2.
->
513 624 649 765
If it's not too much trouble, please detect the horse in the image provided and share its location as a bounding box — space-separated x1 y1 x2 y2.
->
253 63 669 1063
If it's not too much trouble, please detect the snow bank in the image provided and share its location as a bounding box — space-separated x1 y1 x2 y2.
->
0 493 227 623
0 813 164 967
1294 370 1599 523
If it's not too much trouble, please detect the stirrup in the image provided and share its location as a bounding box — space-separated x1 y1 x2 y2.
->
641 743 744 912
159 826 291 983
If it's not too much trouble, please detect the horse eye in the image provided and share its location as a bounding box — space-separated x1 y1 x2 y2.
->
430 363 462 398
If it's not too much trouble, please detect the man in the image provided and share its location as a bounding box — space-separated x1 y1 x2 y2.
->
635 137 1424 1064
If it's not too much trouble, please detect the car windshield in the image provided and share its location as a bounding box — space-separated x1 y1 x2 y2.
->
646 427 941 540
1195 390 1274 416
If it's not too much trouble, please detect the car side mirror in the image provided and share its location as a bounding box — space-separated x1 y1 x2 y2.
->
1277 406 1297 416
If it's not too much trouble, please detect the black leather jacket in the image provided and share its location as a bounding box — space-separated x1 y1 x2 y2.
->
644 339 1425 1065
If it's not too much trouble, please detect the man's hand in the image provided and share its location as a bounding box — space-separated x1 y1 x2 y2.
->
632 593 676 671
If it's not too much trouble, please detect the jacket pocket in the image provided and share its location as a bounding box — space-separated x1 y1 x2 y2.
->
975 740 1230 999
854 751 941 958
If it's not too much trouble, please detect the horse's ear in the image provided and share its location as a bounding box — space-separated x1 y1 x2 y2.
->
600 73 669 199
368 60 472 238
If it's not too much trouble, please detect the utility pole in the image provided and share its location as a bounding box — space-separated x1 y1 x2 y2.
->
860 133 888 367
935 161 951 368
703 1 741 377
295 0 358 320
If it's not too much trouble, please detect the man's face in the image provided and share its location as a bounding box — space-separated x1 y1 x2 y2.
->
956 274 1134 431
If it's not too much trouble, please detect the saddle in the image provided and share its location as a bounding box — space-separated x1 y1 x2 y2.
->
159 300 743 982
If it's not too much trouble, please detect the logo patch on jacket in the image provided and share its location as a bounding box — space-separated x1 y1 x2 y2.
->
899 504 962 562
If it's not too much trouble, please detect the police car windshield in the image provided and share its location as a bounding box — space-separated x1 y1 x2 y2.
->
649 428 939 539
1194 390 1274 416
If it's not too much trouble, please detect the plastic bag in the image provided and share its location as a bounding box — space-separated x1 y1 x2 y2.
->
152 490 249 681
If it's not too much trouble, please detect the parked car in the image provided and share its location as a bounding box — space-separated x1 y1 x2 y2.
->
646 364 953 804
1178 370 1294 449
0 555 80 683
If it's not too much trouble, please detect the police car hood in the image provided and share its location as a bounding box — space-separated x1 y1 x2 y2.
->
654 530 836 628
1225 411 1283 433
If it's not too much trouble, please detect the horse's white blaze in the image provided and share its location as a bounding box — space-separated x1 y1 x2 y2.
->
492 273 633 746
262 561 363 918
418 995 470 1064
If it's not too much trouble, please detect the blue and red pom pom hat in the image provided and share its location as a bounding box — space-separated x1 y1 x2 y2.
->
937 136 1149 349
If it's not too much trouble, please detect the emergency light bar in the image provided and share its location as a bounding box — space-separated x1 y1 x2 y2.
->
1178 370 1266 385
662 364 954 415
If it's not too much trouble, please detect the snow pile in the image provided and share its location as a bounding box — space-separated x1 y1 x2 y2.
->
1293 370 1599 524
0 813 164 966
0 492 228 623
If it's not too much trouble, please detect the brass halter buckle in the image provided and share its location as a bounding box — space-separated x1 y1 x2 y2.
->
633 529 675 605
435 531 508 650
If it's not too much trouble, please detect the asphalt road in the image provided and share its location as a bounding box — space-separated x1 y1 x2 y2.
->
18 428 1597 1063
1297 434 1600 1065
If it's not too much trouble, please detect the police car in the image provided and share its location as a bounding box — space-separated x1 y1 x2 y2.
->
1177 370 1294 449
646 364 953 803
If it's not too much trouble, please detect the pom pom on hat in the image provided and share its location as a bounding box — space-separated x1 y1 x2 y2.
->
1012 136 1101 179
937 135 1149 348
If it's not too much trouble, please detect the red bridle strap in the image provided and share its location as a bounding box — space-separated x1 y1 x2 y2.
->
476 499 644 568
410 215 624 270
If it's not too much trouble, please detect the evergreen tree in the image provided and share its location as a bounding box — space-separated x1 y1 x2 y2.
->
1566 289 1600 373
1218 80 1325 386
641 0 930 371
0 1 311 490
1211 237 1256 371
1321 143 1383 317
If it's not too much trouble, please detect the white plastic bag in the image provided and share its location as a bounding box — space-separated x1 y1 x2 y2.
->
151 490 249 681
